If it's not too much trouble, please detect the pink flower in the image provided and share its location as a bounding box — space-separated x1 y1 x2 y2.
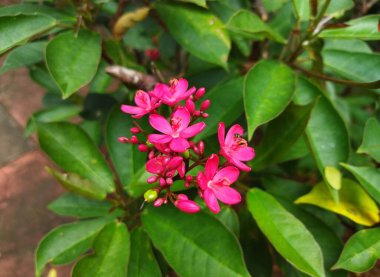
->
218 122 255 172
146 156 185 179
148 106 206 152
174 194 200 213
150 78 196 106
121 90 160 118
197 154 241 214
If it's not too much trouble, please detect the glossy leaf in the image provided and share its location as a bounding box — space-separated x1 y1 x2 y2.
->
320 15 380 40
358 118 380 162
195 77 244 140
45 30 101 98
293 0 353 21
0 14 56 54
226 10 285 43
35 217 113 277
333 227 380 272
72 222 130 277
250 102 314 170
324 166 342 190
247 189 326 277
214 207 240 237
127 228 161 277
37 122 114 196
106 107 146 186
156 2 231 68
177 0 207 8
295 179 379 226
341 164 380 205
142 205 250 277
244 60 295 139
48 193 112 218
0 42 45 74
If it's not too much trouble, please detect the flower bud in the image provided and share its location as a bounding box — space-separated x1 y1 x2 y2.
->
181 149 190 159
194 110 201 117
198 141 204 155
201 113 209 118
186 175 193 182
166 177 173 185
159 177 166 187
148 150 155 160
200 100 210 111
175 199 201 214
130 135 139 144
145 48 160 61
130 127 140 134
195 87 205 100
177 193 188 200
185 99 196 114
138 144 149 152
144 189 158 202
154 198 165 207
118 137 130 143
147 176 158 184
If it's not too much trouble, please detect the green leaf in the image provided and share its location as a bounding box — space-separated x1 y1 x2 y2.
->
250 102 314 170
226 9 285 43
105 107 146 187
247 189 326 277
127 228 161 277
25 105 81 136
72 222 130 277
244 60 295 139
358 118 380 162
261 0 287 12
324 166 342 190
293 0 353 21
320 15 380 40
294 78 349 193
0 42 45 74
37 122 114 196
89 60 112 93
35 217 113 277
142 205 250 277
29 64 60 92
48 193 112 218
341 164 380 205
295 179 379 226
333 227 380 272
275 137 309 164
0 14 56 54
176 0 207 8
126 166 152 197
195 77 244 141
214 207 240 237
46 30 101 98
156 2 231 68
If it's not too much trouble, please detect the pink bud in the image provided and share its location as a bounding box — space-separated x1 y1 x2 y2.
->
198 141 204 155
138 144 149 152
195 87 205 100
200 100 210 111
159 178 166 187
147 176 158 184
201 113 209 118
194 110 201 117
130 136 139 144
177 194 188 200
148 150 155 160
118 137 130 143
154 198 165 207
175 199 200 214
186 175 193 182
167 156 183 170
130 127 140 134
185 99 196 114
145 48 160 61
166 177 173 186
184 181 190 188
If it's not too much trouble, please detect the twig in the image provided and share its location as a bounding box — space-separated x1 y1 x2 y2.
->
106 65 158 90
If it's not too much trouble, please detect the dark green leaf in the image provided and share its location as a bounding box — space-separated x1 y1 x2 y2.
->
72 222 130 277
247 188 325 277
177 0 207 8
48 193 112 218
214 207 240 237
127 228 161 277
156 2 231 68
29 64 60 92
358 118 380 162
244 60 295 139
142 205 250 277
0 14 56 54
46 30 101 98
37 122 114 197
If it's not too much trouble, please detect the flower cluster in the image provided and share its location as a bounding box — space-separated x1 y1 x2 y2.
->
120 78 255 214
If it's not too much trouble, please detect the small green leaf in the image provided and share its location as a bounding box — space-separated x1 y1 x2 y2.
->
37 122 114 195
156 2 231 68
48 193 112 218
244 60 295 139
358 118 380 162
320 15 380 40
333 227 380 272
0 42 45 74
35 217 113 277
195 77 244 141
247 189 326 277
295 179 379 226
45 30 101 98
127 228 161 277
341 163 380 205
142 205 250 277
226 10 285 43
72 222 130 277
0 14 56 54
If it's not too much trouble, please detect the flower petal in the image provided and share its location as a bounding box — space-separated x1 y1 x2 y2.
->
205 154 219 180
213 166 240 184
213 186 241 205
148 134 172 144
146 158 165 174
121 105 146 116
233 147 255 161
134 90 150 108
175 199 200 214
150 83 169 99
149 114 172 135
170 137 190 152
218 122 225 147
197 171 208 190
171 106 190 131
181 122 206 138
204 188 220 214
230 157 251 172
225 124 244 146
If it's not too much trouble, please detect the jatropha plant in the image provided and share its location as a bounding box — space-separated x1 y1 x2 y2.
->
119 78 255 214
